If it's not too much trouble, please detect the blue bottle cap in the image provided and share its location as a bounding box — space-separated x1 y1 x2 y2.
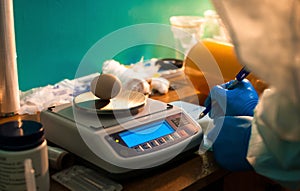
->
0 120 45 151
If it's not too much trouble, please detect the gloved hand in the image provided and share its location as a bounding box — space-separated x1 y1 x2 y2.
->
204 79 258 171
204 79 259 118
207 116 254 171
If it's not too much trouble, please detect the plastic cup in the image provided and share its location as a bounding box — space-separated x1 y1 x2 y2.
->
170 16 204 59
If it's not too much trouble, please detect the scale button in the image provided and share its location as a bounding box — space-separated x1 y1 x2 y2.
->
180 117 190 125
149 140 159 147
171 132 181 139
164 135 174 142
171 118 180 127
185 125 198 134
157 137 166 144
141 143 151 150
178 130 188 137
134 146 144 152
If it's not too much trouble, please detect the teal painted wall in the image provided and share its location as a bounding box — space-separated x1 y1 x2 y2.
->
13 0 213 91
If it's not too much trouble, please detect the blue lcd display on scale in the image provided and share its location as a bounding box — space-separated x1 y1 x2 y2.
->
119 121 174 148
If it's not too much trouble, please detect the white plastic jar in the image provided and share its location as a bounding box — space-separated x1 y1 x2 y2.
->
0 120 50 191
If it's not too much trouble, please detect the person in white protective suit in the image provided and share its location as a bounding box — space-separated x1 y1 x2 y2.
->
204 0 300 190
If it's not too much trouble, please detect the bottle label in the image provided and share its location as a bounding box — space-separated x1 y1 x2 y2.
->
0 141 49 191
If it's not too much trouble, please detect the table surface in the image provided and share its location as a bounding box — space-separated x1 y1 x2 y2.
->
0 72 230 191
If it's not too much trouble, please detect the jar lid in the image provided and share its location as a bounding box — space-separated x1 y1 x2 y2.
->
0 120 45 151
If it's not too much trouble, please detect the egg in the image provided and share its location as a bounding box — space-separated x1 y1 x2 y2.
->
90 74 122 100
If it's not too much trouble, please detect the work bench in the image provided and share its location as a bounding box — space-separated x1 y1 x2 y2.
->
1 40 282 191
0 71 281 191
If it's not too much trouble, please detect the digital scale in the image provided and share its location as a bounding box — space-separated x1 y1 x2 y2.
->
41 92 203 174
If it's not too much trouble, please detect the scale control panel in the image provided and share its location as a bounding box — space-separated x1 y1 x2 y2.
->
105 112 200 158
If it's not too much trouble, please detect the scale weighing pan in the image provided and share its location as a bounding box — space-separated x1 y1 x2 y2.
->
73 91 147 114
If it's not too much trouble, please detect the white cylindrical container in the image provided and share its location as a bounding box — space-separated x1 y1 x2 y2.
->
0 120 50 191
0 0 20 117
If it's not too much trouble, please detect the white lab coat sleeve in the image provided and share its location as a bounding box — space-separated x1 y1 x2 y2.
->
247 88 300 190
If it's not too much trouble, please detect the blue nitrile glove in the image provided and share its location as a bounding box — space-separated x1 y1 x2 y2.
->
207 116 254 171
204 79 258 171
204 79 259 118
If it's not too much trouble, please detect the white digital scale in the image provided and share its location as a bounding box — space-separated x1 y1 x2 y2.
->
41 92 203 174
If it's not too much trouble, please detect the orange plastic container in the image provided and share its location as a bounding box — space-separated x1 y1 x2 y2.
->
184 39 267 97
